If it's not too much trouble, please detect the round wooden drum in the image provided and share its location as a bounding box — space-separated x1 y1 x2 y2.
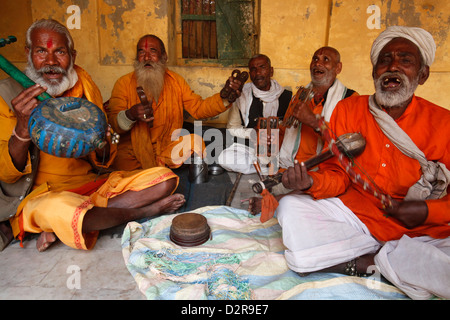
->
28 97 107 158
170 213 211 247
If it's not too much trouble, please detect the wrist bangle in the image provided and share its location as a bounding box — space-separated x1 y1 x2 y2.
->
12 127 32 142
117 110 136 131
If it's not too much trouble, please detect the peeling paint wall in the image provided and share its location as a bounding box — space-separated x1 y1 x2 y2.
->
98 0 168 65
259 0 331 70
0 0 449 126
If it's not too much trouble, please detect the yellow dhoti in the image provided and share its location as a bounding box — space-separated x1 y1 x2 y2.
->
12 167 177 250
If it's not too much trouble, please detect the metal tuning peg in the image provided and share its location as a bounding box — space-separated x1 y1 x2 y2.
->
0 36 17 48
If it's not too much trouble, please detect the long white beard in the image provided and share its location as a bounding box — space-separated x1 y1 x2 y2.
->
374 72 419 108
134 60 166 103
25 59 78 97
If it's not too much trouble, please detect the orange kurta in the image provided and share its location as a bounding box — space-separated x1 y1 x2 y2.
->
293 99 326 164
107 70 228 170
293 91 359 164
308 95 450 241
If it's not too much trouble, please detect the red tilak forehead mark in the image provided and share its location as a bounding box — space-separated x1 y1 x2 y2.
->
144 38 149 50
46 38 53 48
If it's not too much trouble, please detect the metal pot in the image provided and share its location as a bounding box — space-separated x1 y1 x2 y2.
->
189 161 209 184
208 163 224 176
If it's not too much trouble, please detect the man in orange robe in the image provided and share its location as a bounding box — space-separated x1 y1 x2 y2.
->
107 34 242 171
280 46 358 167
0 20 185 252
277 26 450 300
248 47 357 214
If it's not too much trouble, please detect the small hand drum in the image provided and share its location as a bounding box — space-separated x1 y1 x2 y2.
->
28 97 108 158
170 213 211 247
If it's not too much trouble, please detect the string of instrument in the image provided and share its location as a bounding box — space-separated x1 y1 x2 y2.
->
251 82 317 182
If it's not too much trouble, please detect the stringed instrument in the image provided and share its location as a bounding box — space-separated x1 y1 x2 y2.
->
282 84 315 128
0 35 118 158
252 132 366 194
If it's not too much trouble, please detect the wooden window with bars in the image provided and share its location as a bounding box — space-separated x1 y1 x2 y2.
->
180 0 257 66
181 0 217 59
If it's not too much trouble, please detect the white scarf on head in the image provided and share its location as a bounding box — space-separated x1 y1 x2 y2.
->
370 26 436 67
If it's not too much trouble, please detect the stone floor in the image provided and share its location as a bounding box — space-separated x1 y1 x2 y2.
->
0 172 260 300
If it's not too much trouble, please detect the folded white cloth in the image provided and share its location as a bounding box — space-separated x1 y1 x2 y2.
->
375 235 450 300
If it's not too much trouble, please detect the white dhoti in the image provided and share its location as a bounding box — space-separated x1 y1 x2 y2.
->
276 194 450 300
277 194 380 272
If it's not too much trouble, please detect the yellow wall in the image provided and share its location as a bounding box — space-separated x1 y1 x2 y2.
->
1 0 449 125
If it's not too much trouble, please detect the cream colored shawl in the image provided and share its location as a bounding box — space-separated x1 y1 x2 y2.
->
368 95 450 200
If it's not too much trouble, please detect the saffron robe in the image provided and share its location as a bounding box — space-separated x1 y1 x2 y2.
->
107 70 229 170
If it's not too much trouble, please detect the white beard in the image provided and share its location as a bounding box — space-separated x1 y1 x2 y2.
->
134 59 166 103
374 72 419 108
311 70 335 88
25 59 78 97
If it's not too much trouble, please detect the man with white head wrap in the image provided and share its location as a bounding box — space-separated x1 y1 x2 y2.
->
276 26 450 300
370 26 436 67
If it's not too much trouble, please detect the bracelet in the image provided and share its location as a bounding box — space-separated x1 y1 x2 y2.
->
12 127 32 142
117 110 136 131
344 258 371 277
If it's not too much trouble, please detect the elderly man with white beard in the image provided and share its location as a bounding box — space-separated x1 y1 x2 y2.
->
278 47 358 169
248 47 357 216
107 34 243 171
275 26 450 300
0 20 186 252
23 39 78 97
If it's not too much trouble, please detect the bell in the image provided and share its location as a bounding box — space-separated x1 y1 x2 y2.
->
189 155 209 184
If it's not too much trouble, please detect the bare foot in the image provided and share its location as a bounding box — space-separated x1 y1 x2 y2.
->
145 193 186 217
36 232 57 252
248 193 287 215
248 197 262 215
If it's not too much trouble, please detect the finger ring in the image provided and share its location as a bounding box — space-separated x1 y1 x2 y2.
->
143 114 147 119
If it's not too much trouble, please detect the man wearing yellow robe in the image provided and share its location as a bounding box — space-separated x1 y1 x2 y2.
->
0 19 185 252
107 34 243 171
